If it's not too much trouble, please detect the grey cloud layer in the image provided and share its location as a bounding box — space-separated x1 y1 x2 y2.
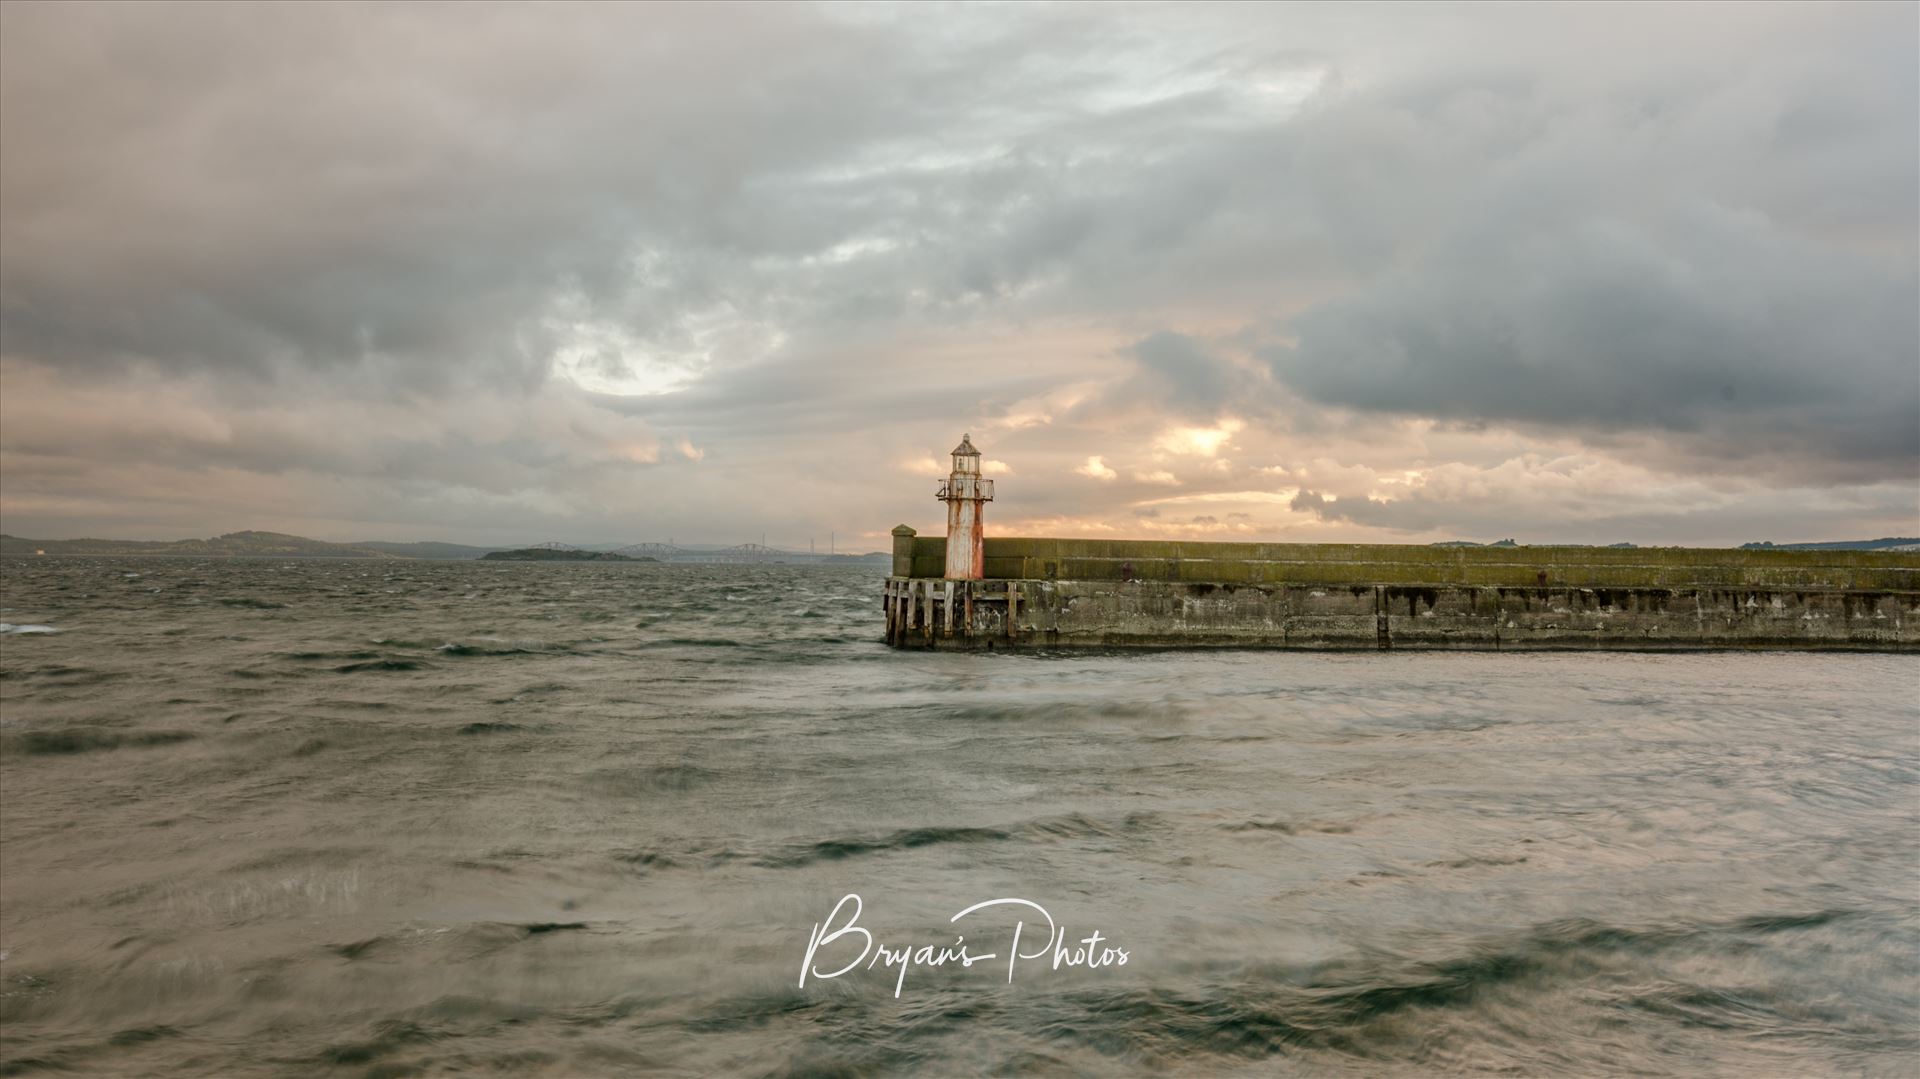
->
2 3 923 387
1263 60 1919 475
0 1 1913 542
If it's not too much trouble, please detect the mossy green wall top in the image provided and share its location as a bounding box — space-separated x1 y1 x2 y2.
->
902 536 1919 590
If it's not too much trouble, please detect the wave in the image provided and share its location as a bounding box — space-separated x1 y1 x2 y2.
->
2 665 125 685
616 812 1168 872
583 764 722 796
637 636 748 648
332 658 428 673
105 1025 182 1048
931 700 1185 724
325 920 596 965
1424 854 1530 869
1220 818 1355 836
759 812 1165 868
1 726 196 755
0 622 59 634
436 640 569 657
755 825 1015 868
457 721 529 735
726 908 1881 1073
613 849 685 870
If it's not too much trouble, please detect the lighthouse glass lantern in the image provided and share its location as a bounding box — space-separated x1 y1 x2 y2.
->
937 434 994 579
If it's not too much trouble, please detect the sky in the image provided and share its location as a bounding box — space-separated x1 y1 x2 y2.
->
1 1 1915 550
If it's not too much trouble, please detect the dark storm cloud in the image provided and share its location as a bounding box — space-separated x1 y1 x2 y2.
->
1109 331 1266 421
1241 3 1920 477
1263 188 1918 470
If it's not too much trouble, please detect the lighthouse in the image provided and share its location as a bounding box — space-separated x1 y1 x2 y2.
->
937 434 994 579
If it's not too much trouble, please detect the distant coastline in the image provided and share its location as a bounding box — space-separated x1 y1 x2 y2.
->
0 530 407 559
0 531 890 562
2 530 1909 563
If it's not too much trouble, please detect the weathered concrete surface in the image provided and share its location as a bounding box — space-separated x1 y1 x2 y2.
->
902 536 1919 591
882 539 1920 651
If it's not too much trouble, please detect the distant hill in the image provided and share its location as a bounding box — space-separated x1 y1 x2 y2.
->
479 547 653 562
1740 538 1920 551
0 530 394 558
353 540 507 559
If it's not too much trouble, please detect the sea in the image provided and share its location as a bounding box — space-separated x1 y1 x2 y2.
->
1 557 1916 1077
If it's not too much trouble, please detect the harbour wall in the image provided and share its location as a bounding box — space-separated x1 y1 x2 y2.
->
882 533 1920 651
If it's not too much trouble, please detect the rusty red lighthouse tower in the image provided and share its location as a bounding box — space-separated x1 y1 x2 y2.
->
937 434 994 579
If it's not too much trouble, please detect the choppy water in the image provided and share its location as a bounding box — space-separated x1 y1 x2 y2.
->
0 557 1916 1077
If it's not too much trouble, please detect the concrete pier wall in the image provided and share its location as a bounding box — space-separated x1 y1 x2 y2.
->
882 537 1920 651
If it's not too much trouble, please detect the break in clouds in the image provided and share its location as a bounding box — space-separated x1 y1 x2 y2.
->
1 1 1915 546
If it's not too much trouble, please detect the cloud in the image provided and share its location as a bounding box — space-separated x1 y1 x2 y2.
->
1154 418 1245 458
1095 331 1271 422
0 2 1911 544
1076 456 1118 480
1265 207 1919 474
1279 450 1920 545
1290 488 1407 529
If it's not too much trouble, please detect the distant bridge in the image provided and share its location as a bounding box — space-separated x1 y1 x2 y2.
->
609 543 685 560
624 542 797 564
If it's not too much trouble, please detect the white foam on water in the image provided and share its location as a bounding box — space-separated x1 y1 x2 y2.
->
0 623 59 634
